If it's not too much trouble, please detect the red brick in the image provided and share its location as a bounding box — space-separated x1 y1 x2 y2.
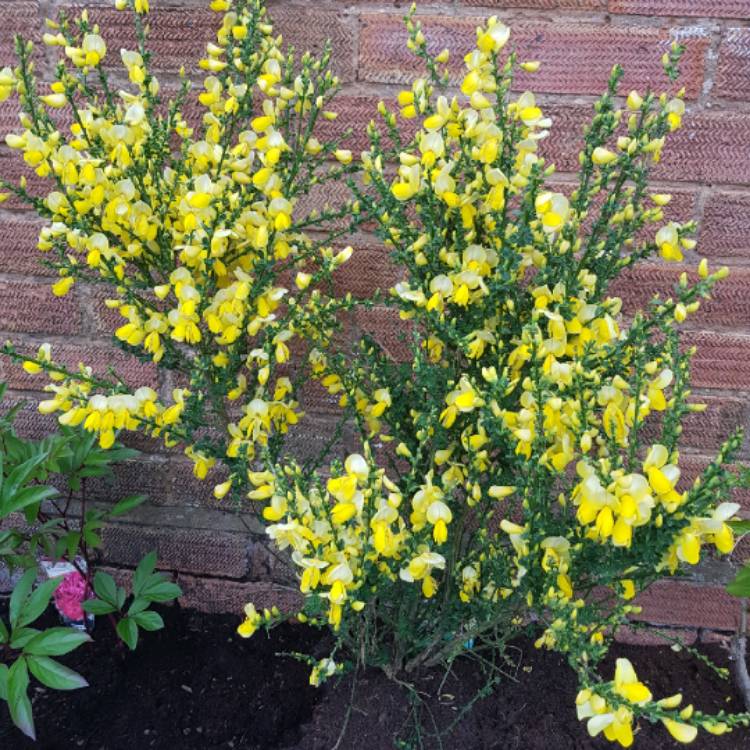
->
699 190 750 260
681 395 748 452
1 395 59 441
699 630 733 646
655 112 750 186
609 0 750 19
168 458 229 508
359 16 708 99
0 279 80 334
614 625 697 646
0 150 52 211
249 541 296 581
462 0 604 7
685 331 750 391
280 413 357 465
295 177 356 232
354 305 411 362
677 453 750 511
316 94 391 155
83 457 170 506
0 216 50 276
63 4 355 82
176 576 302 615
632 580 738 631
102 522 250 578
0 2 40 67
640 394 747 453
0 339 158 390
612 264 750 328
332 240 401 299
715 28 750 102
263 4 357 84
84 283 127 335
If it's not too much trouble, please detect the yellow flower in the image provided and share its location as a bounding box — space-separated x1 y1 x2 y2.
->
662 718 698 744
52 276 75 297
82 34 107 66
237 603 262 638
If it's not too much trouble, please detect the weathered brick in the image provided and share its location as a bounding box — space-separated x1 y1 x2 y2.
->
249 539 296 582
63 3 355 82
83 456 170 506
685 330 750 392
677 453 750 511
167 457 230 508
0 279 80 334
354 305 411 362
0 2 40 67
0 150 52 211
295 177 353 231
614 625 697 647
699 190 750 259
0 339 158 390
680 396 748 453
640 394 747 453
102 522 250 578
0 394 58 440
176 575 303 615
612 264 750 328
632 580 738 631
359 16 708 99
0 217 49 276
655 112 750 186
609 0 750 19
544 108 750 188
0 562 23 594
332 240 401 299
462 0 604 7
715 28 750 103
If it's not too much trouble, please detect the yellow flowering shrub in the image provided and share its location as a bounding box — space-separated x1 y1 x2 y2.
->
1 0 749 744
0 0 361 474
238 10 748 747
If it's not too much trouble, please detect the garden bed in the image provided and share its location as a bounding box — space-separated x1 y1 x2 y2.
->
0 601 747 749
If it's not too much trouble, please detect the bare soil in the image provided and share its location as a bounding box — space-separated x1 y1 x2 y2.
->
0 601 748 750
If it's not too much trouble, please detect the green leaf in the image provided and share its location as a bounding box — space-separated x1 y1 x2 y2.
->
727 565 750 596
16 576 61 629
82 598 117 616
0 618 8 644
6 485 58 515
0 664 8 701
111 494 147 517
730 519 750 534
27 656 88 691
93 571 118 606
8 657 34 740
3 451 49 501
132 611 164 632
9 568 36 629
77 466 111 479
24 627 91 657
116 586 126 611
10 627 40 650
133 551 157 597
82 527 102 548
116 617 138 650
100 446 139 463
127 597 150 617
140 579 182 603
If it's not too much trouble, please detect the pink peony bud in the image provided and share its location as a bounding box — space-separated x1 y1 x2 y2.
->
53 570 89 621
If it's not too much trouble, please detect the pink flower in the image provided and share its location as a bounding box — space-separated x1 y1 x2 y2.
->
53 571 89 621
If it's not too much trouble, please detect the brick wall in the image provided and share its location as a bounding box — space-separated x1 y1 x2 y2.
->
1 0 749 634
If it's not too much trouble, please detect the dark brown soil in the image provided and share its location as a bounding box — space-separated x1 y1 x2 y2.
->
0 600 748 750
